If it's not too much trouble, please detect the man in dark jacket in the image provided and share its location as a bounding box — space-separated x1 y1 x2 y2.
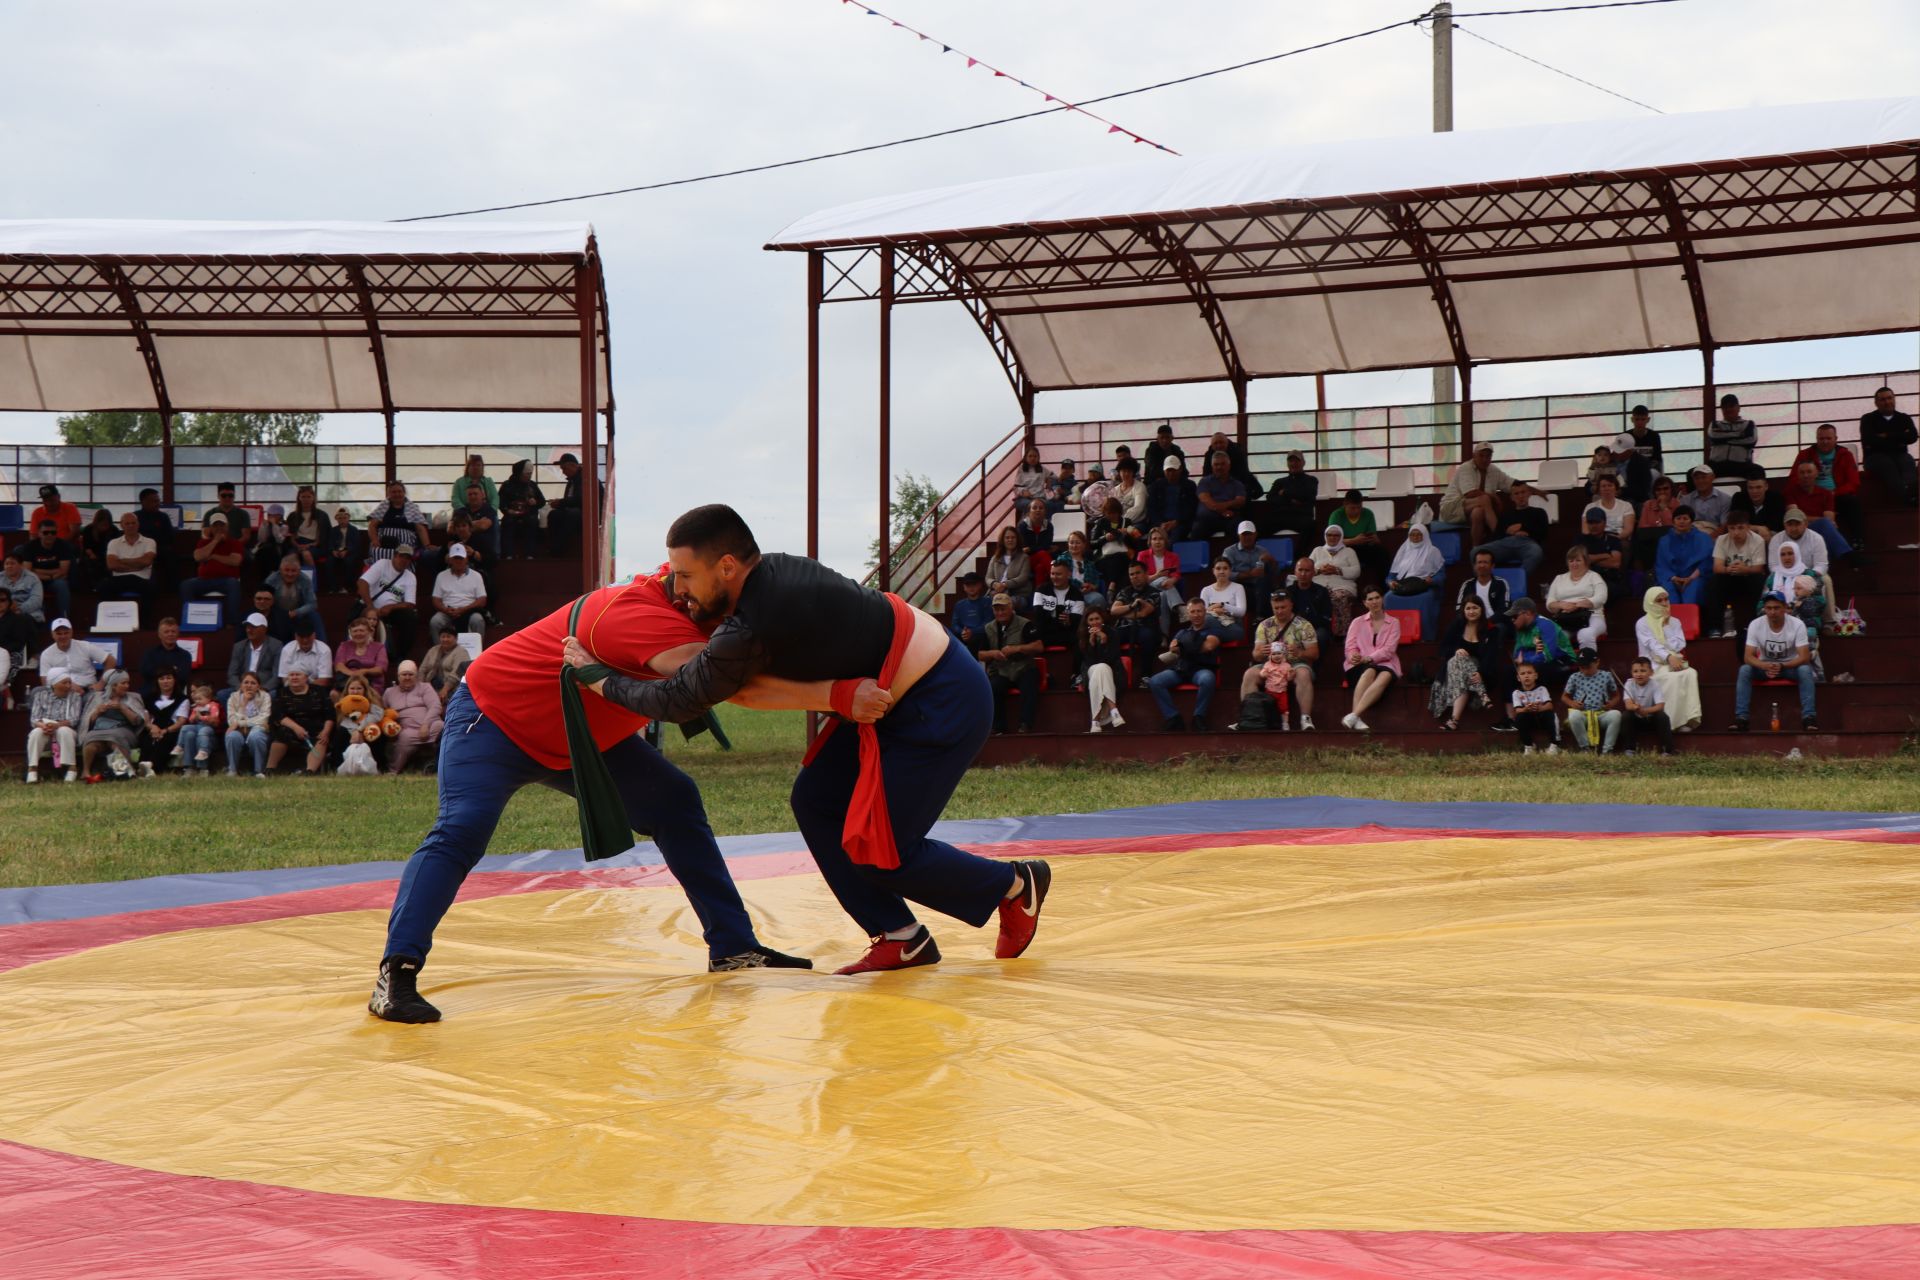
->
1146 456 1198 541
1859 386 1918 506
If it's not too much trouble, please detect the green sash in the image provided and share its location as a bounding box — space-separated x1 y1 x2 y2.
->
559 595 632 862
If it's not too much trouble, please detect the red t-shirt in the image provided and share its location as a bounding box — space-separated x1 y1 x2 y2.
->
197 536 245 579
465 570 709 769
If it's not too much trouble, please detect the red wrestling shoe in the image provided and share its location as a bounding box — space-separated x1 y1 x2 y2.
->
994 859 1052 959
834 926 941 975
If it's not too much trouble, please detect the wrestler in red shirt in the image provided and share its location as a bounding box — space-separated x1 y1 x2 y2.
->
368 567 881 1024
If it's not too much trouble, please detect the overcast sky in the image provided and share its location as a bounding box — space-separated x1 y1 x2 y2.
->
7 0 1920 576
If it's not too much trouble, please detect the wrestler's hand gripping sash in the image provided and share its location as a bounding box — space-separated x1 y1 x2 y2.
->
800 592 916 871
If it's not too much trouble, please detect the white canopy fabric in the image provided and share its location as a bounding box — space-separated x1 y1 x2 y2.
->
768 97 1920 390
0 220 609 413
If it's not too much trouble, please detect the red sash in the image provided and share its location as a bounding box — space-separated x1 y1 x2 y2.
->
800 592 916 870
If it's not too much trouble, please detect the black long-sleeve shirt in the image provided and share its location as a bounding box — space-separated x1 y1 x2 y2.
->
600 553 895 724
1860 409 1919 457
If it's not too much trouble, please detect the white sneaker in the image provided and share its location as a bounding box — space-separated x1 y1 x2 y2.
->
1341 713 1358 730
63 769 77 783
1545 743 1561 755
1107 709 1125 729
1522 745 1535 755
1088 720 1104 734
1278 718 1289 732
24 769 37 784
1351 715 1371 732
1299 714 1314 731
169 744 185 762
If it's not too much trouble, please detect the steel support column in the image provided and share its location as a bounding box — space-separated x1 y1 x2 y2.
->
575 260 602 592
1459 362 1475 455
878 246 894 592
1389 204 1472 457
1651 177 1720 452
99 264 175 499
1139 223 1250 419
345 265 399 483
806 251 822 561
1234 376 1250 449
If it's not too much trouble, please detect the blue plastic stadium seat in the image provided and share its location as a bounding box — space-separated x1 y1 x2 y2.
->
1256 537 1293 567
1171 540 1211 573
1494 566 1529 603
1430 530 1462 566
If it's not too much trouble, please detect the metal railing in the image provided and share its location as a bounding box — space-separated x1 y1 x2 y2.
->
0 442 605 522
877 368 1920 611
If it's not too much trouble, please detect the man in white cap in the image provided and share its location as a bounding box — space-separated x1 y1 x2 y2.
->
225 611 283 700
24 668 84 783
358 540 420 659
429 543 489 643
1222 520 1279 618
1609 431 1652 504
39 618 113 691
1145 454 1198 541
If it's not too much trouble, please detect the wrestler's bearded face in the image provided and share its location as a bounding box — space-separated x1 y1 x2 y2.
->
668 546 739 624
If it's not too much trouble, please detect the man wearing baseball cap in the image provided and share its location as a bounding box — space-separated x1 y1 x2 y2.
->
1223 519 1279 618
39 618 114 691
979 590 1042 735
1681 465 1729 533
358 540 420 660
429 543 489 644
1561 646 1623 754
28 484 83 542
1145 453 1197 541
1732 592 1817 733
183 510 246 623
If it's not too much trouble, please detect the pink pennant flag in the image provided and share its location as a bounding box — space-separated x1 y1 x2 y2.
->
966 56 976 67
1108 125 1123 134
994 70 1007 78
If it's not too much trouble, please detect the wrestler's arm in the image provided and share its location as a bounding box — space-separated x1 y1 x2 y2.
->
646 641 839 712
586 619 765 723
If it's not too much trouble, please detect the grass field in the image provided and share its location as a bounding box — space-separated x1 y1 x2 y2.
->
3 708 1915 888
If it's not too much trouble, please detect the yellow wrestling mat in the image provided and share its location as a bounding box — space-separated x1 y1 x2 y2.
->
4 837 1920 1234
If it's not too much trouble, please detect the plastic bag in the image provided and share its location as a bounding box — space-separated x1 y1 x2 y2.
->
1412 500 1436 526
1832 597 1866 636
337 741 378 776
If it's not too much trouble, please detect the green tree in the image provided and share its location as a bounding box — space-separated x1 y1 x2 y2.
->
867 472 946 598
56 411 320 446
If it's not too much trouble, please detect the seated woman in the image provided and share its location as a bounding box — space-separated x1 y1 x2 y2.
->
78 670 149 781
1137 526 1185 619
1016 499 1055 557
1074 606 1128 734
1428 595 1499 730
224 670 273 777
1544 544 1609 649
1059 529 1107 612
1631 475 1679 572
1632 586 1703 731
985 525 1033 609
1383 521 1444 643
1086 497 1142 592
332 673 396 770
1311 525 1362 635
384 659 445 773
77 508 117 592
1198 557 1247 643
1654 505 1714 605
333 615 390 697
144 667 187 772
1341 586 1401 733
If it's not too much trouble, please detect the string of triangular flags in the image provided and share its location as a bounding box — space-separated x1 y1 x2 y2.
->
836 0 1180 155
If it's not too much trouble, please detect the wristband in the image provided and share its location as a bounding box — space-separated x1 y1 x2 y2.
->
830 678 862 719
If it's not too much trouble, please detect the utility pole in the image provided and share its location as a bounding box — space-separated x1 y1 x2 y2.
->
1430 2 1455 414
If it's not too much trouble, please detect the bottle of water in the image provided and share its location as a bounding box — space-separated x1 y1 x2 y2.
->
1721 605 1734 634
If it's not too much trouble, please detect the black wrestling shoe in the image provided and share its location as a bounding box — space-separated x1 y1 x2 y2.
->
368 955 441 1024
709 945 815 972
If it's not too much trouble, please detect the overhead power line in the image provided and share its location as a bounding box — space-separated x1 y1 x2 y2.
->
1454 23 1665 112
397 0 1691 222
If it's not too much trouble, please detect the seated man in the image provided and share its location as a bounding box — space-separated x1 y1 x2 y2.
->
1859 386 1918 506
1620 656 1675 756
25 520 75 622
1706 394 1762 480
134 487 179 587
1438 444 1512 544
201 482 255 545
1191 450 1249 541
1508 596 1575 690
1149 597 1224 733
1791 423 1866 553
226 611 283 700
1222 521 1278 619
39 618 114 691
182 512 246 622
1703 507 1768 636
1475 478 1548 578
138 616 195 703
456 481 501 565
1457 547 1512 623
1732 592 1817 733
1145 457 1198 541
947 572 993 654
1285 556 1335 656
1781 460 1856 565
1236 590 1317 731
1729 472 1785 541
24 668 85 783
28 484 84 542
359 541 421 660
276 615 335 690
429 544 490 643
1266 451 1319 534
1030 560 1086 649
1654 505 1713 605
1142 423 1184 482
1199 431 1262 499
979 592 1043 734
1 550 45 623
101 511 158 623
1108 560 1163 664
1679 465 1730 534
266 667 335 773
1560 646 1622 754
265 554 326 642
1050 459 1077 514
1575 505 1626 591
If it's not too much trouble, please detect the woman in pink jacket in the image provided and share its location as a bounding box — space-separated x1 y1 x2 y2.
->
383 659 444 774
1341 586 1402 733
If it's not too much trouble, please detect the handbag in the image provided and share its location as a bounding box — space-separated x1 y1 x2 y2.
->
1832 597 1866 636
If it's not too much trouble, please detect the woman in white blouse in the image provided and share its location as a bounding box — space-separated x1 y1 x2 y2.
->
1590 473 1637 539
1633 585 1702 731
1545 544 1609 648
1310 525 1362 634
1199 557 1247 642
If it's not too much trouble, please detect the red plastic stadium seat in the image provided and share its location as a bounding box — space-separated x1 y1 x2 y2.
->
1387 609 1422 643
1670 603 1700 640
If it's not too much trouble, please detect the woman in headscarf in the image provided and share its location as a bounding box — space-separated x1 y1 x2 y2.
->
1632 585 1702 731
1384 522 1445 642
1311 525 1362 635
79 669 149 780
1768 538 1824 627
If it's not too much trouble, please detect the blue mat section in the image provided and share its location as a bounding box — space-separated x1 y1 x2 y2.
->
3 796 1914 927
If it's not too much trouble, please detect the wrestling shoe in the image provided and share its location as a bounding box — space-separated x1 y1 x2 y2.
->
709 945 815 972
995 859 1052 959
368 955 441 1024
834 926 941 975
